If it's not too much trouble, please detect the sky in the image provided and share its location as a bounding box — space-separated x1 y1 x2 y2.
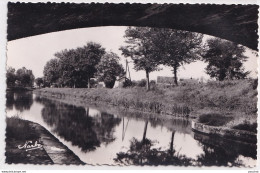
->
7 26 258 81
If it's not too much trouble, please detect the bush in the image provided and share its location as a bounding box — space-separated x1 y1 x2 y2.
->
150 80 157 90
150 80 156 85
131 81 138 87
137 79 147 87
198 113 233 126
232 121 257 133
252 78 258 90
122 79 133 88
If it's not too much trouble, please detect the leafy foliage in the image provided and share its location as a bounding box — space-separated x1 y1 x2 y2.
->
35 77 44 88
43 58 60 87
202 38 249 81
43 42 106 88
6 67 16 87
95 52 125 88
120 27 203 87
154 29 203 85
14 67 35 87
55 42 106 88
120 27 161 90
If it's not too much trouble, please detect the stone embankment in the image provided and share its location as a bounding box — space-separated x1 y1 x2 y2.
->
33 122 85 164
191 121 257 144
6 119 84 165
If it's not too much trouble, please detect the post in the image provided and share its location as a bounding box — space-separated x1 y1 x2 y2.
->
125 59 128 82
87 76 90 88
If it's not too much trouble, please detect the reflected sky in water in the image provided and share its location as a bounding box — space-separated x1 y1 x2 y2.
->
6 91 256 167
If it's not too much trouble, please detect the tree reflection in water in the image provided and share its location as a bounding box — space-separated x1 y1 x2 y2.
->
115 121 192 166
194 132 256 167
115 120 255 166
35 97 121 152
91 112 121 145
6 91 33 112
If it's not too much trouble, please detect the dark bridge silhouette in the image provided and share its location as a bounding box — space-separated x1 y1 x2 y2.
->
8 3 258 50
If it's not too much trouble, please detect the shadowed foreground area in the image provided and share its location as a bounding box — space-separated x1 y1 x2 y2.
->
5 117 84 164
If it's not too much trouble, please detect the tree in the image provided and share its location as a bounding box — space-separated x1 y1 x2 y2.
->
43 58 60 87
120 27 161 91
55 42 105 88
16 67 35 87
6 67 16 87
95 52 125 88
154 29 203 85
35 77 44 88
202 38 249 81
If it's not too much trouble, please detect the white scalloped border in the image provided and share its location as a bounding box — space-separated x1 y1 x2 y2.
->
0 0 259 171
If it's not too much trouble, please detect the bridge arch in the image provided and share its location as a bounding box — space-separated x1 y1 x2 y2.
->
8 3 258 50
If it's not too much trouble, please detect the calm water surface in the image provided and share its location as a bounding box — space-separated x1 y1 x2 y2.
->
6 91 257 167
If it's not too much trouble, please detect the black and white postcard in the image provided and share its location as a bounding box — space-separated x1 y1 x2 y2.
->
1 0 259 170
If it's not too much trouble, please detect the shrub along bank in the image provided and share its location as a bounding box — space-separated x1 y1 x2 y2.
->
34 79 257 132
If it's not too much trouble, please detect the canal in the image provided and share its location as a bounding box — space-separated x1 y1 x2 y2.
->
5 91 257 167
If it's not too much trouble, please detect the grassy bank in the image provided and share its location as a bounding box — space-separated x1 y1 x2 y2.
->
34 79 257 132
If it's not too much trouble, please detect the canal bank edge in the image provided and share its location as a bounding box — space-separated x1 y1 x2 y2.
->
33 88 192 118
191 120 257 144
7 118 85 165
33 88 257 144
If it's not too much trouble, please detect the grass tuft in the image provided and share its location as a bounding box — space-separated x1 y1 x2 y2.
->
232 121 257 133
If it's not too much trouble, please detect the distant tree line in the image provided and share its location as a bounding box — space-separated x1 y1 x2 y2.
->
6 67 35 88
40 27 250 90
42 42 124 88
120 27 250 90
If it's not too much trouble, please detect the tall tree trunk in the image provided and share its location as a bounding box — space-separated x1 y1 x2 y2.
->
146 70 150 91
142 121 148 144
173 64 178 86
227 68 232 80
86 107 89 117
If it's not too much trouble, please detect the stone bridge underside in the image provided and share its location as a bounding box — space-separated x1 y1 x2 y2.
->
7 3 258 50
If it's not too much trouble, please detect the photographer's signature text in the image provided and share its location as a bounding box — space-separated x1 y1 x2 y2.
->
18 141 43 151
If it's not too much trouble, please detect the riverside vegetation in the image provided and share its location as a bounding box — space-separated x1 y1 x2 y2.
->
35 78 257 134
